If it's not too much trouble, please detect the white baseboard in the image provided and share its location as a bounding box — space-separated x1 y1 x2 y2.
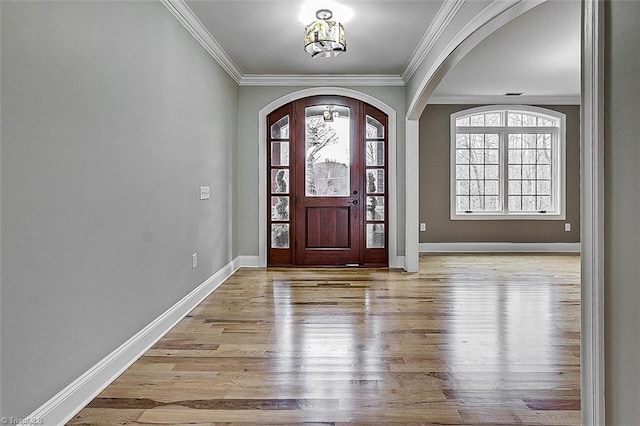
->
23 259 240 426
236 255 260 268
419 242 581 253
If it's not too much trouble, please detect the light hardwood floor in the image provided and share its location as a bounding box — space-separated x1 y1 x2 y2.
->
69 254 581 425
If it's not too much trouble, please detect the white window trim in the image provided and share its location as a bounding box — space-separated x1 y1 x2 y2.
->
449 105 566 221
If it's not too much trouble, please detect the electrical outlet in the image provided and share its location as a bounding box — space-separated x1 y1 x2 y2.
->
192 253 198 269
420 223 427 232
200 186 211 200
565 223 571 232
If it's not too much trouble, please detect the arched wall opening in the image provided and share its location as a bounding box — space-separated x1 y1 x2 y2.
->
404 0 546 271
403 1 604 424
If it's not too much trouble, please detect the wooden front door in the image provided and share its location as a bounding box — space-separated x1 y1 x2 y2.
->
294 96 362 265
267 96 388 267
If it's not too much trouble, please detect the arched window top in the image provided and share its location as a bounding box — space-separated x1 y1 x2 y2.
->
270 115 290 139
453 105 563 128
366 116 385 139
449 105 566 220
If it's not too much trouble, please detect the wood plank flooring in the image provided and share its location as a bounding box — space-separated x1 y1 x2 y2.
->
69 254 581 425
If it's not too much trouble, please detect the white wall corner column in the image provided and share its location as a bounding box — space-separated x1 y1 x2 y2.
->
404 119 420 272
581 0 606 424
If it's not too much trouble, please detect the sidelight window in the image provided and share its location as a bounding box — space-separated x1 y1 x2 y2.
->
270 115 290 248
365 115 386 248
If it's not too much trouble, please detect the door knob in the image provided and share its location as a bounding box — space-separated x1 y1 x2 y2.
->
349 200 359 205
352 190 359 195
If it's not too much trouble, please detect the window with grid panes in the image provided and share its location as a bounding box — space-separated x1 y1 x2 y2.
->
450 106 566 220
269 115 291 248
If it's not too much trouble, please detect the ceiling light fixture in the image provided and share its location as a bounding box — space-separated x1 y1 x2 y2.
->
304 9 346 58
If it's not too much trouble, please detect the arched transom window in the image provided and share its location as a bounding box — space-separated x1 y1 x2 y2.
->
450 106 566 219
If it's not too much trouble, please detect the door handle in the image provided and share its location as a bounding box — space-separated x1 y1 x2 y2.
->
349 200 359 205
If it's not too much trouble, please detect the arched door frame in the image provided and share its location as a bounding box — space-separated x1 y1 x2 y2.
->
258 88 399 268
403 1 605 424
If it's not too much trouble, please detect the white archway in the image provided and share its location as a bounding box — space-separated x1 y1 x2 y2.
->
257 88 400 268
402 1 605 423
403 0 545 272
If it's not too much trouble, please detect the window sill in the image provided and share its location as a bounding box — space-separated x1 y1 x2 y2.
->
451 212 566 221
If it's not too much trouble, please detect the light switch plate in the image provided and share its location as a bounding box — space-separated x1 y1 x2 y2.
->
200 186 210 200
420 223 427 232
564 223 571 232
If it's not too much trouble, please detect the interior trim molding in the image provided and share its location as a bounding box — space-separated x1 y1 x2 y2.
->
402 0 466 82
240 74 405 87
21 259 239 426
160 0 243 84
428 95 581 105
419 242 581 253
581 0 605 424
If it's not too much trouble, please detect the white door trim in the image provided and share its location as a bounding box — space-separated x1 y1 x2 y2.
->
258 88 398 268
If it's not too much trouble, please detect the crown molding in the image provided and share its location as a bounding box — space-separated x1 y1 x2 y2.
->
428 95 581 105
160 0 243 84
161 0 405 88
161 0 557 96
240 74 405 87
401 0 466 83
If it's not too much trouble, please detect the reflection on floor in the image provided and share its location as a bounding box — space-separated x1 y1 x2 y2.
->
69 254 581 425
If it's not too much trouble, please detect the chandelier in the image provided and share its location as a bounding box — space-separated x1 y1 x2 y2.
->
304 9 346 58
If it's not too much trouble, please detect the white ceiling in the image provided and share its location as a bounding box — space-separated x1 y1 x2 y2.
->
186 0 443 75
432 0 581 99
183 0 581 98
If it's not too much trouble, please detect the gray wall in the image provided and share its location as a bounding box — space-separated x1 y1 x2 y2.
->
604 1 640 424
0 1 238 418
237 86 406 257
419 104 580 243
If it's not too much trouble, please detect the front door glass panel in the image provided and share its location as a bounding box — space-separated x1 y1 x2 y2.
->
305 105 351 197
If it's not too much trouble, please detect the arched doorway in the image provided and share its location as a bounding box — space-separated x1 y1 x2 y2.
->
267 95 389 267
402 1 604 422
